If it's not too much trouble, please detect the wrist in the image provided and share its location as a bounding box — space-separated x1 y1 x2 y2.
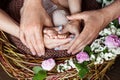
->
21 0 43 12
99 8 113 25
100 0 120 22
23 0 42 6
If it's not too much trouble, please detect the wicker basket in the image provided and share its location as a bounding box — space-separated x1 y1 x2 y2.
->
0 31 115 80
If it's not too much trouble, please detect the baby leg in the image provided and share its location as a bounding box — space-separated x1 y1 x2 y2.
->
52 0 69 8
53 10 68 26
44 9 69 39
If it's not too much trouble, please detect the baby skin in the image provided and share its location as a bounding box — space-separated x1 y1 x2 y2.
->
43 10 80 39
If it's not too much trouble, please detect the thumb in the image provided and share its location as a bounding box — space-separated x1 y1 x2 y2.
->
67 13 83 20
61 26 68 34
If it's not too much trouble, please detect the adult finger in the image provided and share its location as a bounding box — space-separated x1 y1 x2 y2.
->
26 37 36 56
58 36 76 50
54 38 72 45
72 40 90 54
45 17 53 27
30 34 42 56
70 25 99 54
71 35 92 54
67 13 85 20
67 24 90 54
58 41 72 50
35 27 45 56
72 33 97 54
45 37 72 49
19 31 28 47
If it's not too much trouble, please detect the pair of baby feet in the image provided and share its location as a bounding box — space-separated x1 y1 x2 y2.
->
44 25 69 39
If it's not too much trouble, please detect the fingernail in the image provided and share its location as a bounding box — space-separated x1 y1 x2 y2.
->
42 52 45 55
58 25 63 32
32 51 36 55
54 47 59 51
72 52 75 55
70 35 75 39
67 50 71 54
71 37 74 40
38 53 42 57
32 52 36 55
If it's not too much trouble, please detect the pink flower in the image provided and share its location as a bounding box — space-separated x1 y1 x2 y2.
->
76 52 89 63
41 58 56 71
104 35 120 48
119 17 120 24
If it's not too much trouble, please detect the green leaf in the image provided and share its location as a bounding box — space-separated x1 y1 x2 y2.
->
78 67 89 79
89 51 94 55
112 19 119 28
33 69 47 80
84 46 91 53
75 63 89 78
33 66 43 74
83 61 89 66
103 48 108 53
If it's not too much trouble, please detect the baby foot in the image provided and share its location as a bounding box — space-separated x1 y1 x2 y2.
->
44 27 69 39
44 27 58 39
58 33 69 39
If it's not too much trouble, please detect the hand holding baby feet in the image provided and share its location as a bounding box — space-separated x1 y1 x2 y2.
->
62 20 81 37
57 20 81 51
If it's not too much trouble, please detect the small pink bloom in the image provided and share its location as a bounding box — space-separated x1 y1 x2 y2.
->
104 35 120 48
76 52 89 63
41 58 56 71
119 17 120 24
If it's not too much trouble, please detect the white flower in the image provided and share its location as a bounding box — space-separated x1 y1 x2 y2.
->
102 0 114 7
99 24 117 36
109 48 120 55
68 58 76 68
115 48 120 54
64 63 71 70
94 56 104 65
57 63 65 72
104 53 117 61
110 25 117 34
99 28 112 36
57 58 76 72
116 29 120 36
94 46 107 53
90 37 106 53
99 52 105 58
90 54 95 61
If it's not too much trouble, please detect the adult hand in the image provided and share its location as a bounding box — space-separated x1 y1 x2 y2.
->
66 10 111 54
44 34 72 49
62 20 81 37
20 1 52 56
57 20 81 50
